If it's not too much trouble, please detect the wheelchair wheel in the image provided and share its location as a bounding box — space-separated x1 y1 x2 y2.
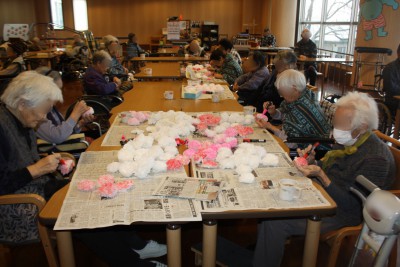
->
377 102 392 136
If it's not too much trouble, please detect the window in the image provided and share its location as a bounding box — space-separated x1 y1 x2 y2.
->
297 0 359 57
50 0 64 29
73 0 89 31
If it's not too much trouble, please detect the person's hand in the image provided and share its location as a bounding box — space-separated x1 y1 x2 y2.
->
69 100 90 123
265 103 276 116
27 153 61 178
113 77 122 87
255 118 278 132
298 55 307 60
124 67 129 74
214 73 223 79
296 165 331 187
78 114 95 128
207 66 215 72
233 82 239 91
297 144 316 165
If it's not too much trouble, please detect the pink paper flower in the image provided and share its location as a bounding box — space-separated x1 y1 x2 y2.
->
166 158 183 170
175 154 190 165
115 180 134 192
98 174 115 186
183 148 196 158
82 107 94 117
196 123 208 132
98 183 118 198
198 114 221 126
256 113 269 121
203 147 218 160
127 117 140 126
58 159 75 175
224 127 238 137
188 140 202 150
224 137 238 148
77 180 97 192
294 157 308 167
234 125 254 137
202 160 219 168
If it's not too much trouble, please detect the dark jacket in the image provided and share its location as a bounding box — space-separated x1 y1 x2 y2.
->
383 58 400 115
236 67 270 106
84 66 117 95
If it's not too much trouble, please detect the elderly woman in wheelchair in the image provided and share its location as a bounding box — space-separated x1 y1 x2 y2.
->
253 91 396 267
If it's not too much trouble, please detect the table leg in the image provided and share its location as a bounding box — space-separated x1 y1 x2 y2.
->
56 231 75 267
394 108 400 140
302 215 321 267
166 224 181 267
202 220 217 267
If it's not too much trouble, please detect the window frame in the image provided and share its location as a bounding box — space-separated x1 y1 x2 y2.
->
296 0 360 56
49 0 64 30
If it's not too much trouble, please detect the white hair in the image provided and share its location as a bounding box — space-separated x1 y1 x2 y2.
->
92 50 112 64
102 35 119 47
275 69 306 92
1 71 63 109
301 29 312 38
336 92 378 130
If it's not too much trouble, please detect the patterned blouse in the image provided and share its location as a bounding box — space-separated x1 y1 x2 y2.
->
216 54 243 85
261 34 276 47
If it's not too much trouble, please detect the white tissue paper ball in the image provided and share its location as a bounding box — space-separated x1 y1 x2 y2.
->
254 146 267 158
148 145 164 159
158 136 177 148
164 146 179 156
247 154 261 169
236 164 252 174
261 153 280 167
152 161 167 173
107 162 120 173
119 162 136 177
118 149 133 162
216 147 233 162
239 173 255 183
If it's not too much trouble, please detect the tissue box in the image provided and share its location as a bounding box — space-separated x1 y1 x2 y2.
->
183 91 202 99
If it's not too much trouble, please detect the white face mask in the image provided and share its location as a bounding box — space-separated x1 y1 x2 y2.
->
333 128 358 146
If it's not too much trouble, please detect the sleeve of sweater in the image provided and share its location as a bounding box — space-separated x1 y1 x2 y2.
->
35 118 77 144
238 69 269 91
383 63 400 96
324 155 392 213
0 127 33 195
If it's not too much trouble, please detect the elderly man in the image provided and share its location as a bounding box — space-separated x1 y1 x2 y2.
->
253 92 395 267
256 69 330 146
256 50 298 112
295 28 318 86
84 50 121 95
383 43 400 116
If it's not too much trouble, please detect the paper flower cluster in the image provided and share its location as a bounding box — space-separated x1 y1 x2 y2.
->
256 113 269 122
120 111 150 126
146 110 198 139
82 107 94 117
77 174 134 199
183 83 225 94
186 64 213 80
58 158 75 175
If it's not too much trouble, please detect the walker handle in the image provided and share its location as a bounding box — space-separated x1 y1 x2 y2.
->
356 175 379 192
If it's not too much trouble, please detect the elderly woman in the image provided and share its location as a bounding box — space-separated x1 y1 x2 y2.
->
0 71 64 243
256 50 298 112
218 38 242 65
295 28 318 86
209 49 243 86
84 50 122 95
35 67 94 144
103 35 128 77
0 38 27 76
233 51 269 106
185 39 205 57
0 71 167 267
256 69 330 146
253 92 395 267
126 33 147 59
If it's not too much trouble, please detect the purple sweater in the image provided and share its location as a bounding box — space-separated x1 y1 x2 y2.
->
84 66 117 95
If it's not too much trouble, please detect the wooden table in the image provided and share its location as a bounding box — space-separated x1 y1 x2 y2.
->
24 51 64 69
157 47 180 56
134 62 183 80
130 56 209 63
39 80 336 267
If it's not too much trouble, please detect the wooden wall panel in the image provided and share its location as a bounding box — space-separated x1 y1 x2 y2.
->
0 0 36 40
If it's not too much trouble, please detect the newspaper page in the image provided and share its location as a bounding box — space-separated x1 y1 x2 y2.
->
153 176 222 201
54 151 202 230
181 84 235 100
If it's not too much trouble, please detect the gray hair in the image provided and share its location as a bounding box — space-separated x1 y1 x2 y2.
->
35 66 62 83
336 92 378 130
92 50 112 64
274 50 297 66
301 28 312 39
275 69 306 92
1 71 63 109
102 35 119 47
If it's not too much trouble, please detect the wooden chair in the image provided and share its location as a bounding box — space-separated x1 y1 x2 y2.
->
320 130 400 267
0 194 59 267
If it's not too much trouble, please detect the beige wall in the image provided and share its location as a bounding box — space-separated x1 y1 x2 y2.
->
269 0 298 47
0 0 36 40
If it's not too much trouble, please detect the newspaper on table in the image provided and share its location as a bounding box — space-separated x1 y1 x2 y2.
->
153 176 222 201
54 151 202 230
181 84 235 100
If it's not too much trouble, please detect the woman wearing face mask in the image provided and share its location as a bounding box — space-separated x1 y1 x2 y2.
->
255 69 330 148
253 91 395 267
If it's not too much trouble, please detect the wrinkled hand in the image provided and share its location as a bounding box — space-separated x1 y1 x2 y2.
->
255 117 270 128
113 77 122 87
70 100 90 122
296 164 322 178
78 114 95 128
28 153 61 178
262 102 276 115
233 82 239 91
214 73 223 79
297 144 316 164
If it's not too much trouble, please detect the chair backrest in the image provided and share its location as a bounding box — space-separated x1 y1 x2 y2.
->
374 130 400 190
319 99 337 129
